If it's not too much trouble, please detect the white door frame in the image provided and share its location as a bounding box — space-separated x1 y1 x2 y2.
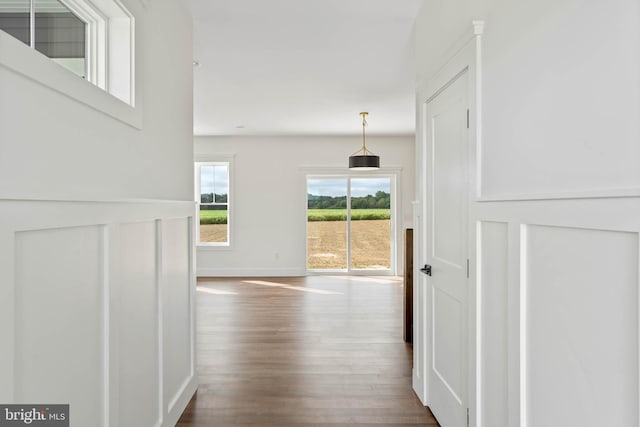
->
413 21 484 427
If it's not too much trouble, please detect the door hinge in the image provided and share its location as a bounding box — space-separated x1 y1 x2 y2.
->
467 408 470 426
466 108 470 128
466 259 470 278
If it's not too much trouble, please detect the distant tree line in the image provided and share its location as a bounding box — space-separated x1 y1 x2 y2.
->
200 193 228 210
308 191 390 209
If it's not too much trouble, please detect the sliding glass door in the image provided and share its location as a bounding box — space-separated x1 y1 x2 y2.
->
349 178 391 270
307 176 394 274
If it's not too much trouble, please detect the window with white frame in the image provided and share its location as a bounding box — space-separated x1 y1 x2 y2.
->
0 0 134 105
306 175 395 272
195 162 231 246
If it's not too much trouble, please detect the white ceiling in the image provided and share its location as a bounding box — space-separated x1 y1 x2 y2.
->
183 0 423 136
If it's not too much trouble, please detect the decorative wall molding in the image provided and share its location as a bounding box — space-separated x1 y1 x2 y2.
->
477 187 640 203
0 198 196 427
474 195 640 427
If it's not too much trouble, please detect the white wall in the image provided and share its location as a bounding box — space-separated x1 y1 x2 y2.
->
415 1 640 426
0 1 194 202
417 0 640 198
194 135 415 277
0 1 196 426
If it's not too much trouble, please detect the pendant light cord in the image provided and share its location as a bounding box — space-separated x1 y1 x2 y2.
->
351 112 375 156
362 112 367 150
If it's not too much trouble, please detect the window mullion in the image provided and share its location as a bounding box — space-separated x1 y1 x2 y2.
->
196 163 201 244
29 0 34 48
346 176 351 272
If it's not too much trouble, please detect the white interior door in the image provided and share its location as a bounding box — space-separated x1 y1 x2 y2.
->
425 71 469 427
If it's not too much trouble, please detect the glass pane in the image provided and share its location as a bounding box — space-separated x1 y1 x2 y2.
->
200 166 214 203
307 178 347 270
213 165 229 202
200 164 229 204
350 177 391 270
35 0 86 78
199 205 228 244
0 0 31 46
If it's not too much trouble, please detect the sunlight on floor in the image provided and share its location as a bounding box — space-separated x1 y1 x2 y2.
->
242 280 343 295
328 275 403 284
196 286 238 295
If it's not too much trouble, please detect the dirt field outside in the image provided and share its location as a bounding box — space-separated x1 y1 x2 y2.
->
200 224 228 243
307 219 390 270
200 220 390 270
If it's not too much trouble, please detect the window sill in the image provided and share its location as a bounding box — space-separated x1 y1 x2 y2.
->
196 244 234 252
0 31 141 129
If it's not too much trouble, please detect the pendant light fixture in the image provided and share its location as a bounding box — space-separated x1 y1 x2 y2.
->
349 112 380 170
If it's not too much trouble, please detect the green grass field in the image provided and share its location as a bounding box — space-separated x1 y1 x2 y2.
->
200 208 390 224
307 209 390 222
200 210 228 224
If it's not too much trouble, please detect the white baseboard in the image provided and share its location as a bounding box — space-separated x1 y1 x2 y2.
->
196 267 307 277
196 267 306 277
412 369 426 405
163 376 197 427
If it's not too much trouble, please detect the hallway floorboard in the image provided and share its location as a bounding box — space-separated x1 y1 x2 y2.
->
176 276 438 426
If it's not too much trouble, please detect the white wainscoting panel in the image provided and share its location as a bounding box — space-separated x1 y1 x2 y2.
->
14 225 106 426
0 199 196 427
471 196 640 427
116 221 160 427
523 225 638 427
162 217 195 417
478 221 509 427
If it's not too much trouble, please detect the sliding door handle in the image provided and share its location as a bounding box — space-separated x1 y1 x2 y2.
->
420 264 432 276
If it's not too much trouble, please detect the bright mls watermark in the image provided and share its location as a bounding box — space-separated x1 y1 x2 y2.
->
0 405 68 426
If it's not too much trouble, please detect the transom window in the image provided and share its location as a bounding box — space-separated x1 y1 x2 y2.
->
0 0 86 77
0 0 134 105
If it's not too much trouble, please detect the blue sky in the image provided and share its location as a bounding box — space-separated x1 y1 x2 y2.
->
200 165 229 194
307 177 390 197
201 168 390 197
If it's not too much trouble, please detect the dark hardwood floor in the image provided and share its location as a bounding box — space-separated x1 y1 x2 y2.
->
177 275 439 426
